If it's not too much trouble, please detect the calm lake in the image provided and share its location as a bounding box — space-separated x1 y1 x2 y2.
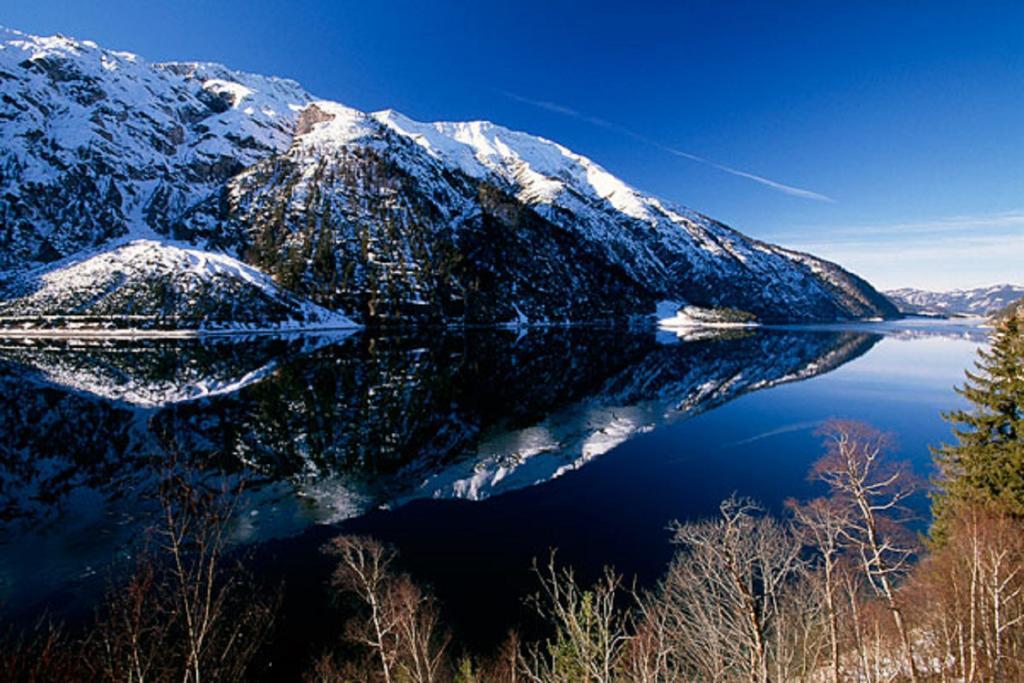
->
0 318 984 668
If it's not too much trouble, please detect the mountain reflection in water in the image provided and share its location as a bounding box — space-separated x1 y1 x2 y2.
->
0 327 878 528
0 325 892 630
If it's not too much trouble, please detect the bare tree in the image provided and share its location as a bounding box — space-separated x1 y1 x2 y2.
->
661 495 807 683
904 504 1024 681
472 631 521 683
812 419 920 682
835 556 875 683
158 475 262 683
622 594 675 683
327 536 401 683
771 565 829 683
0 618 86 682
88 469 277 683
788 496 849 683
519 553 631 683
93 556 164 682
303 651 370 683
325 535 451 683
390 574 452 683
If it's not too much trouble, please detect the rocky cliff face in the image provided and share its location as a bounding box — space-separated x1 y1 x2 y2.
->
0 28 310 270
0 27 898 327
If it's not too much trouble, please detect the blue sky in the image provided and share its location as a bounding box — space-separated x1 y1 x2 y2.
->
4 1 1021 289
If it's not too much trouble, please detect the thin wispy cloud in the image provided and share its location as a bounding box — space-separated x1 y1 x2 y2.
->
499 90 618 130
782 228 1024 290
499 89 834 203
762 209 1024 288
771 210 1024 243
875 210 1024 232
795 233 1024 259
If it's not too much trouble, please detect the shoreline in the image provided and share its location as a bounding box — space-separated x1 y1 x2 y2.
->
0 323 362 340
0 314 988 341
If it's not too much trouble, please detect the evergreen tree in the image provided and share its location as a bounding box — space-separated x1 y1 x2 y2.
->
932 310 1024 534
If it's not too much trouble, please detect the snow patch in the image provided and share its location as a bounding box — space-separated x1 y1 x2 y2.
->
658 306 760 330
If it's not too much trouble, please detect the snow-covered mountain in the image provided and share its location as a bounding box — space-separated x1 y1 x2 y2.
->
0 240 356 332
885 284 1024 317
0 28 310 263
0 26 897 328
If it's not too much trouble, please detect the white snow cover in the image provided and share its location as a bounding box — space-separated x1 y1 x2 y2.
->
374 111 654 219
657 305 760 330
0 26 313 262
371 111 741 252
20 350 280 406
885 284 1024 316
33 240 271 291
0 240 359 333
0 25 894 328
0 26 310 174
293 100 376 149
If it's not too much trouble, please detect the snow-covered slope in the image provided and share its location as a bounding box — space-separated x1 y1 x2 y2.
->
373 111 895 322
885 284 1024 317
1 26 897 327
0 27 310 269
233 103 896 323
0 240 357 332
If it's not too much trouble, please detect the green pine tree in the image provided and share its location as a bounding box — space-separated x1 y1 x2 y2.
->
932 310 1024 536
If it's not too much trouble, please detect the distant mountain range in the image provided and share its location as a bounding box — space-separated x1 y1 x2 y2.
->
885 284 1024 317
0 27 898 331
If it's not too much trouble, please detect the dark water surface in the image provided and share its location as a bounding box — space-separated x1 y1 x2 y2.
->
0 319 983 670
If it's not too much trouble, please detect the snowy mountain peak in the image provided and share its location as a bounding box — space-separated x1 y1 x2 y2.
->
373 109 654 221
293 100 376 147
0 26 320 270
0 26 898 328
1 25 138 64
157 60 313 140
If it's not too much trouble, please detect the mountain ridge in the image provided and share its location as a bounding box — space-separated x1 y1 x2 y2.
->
0 26 898 328
885 284 1024 317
